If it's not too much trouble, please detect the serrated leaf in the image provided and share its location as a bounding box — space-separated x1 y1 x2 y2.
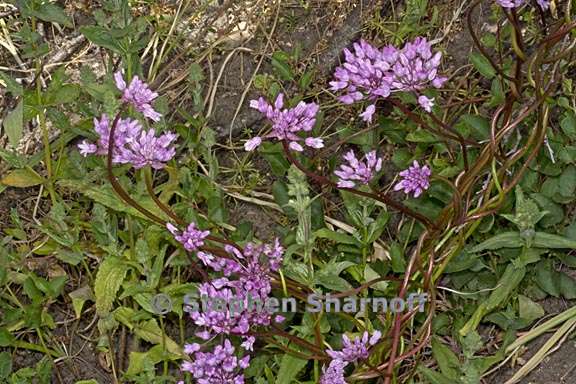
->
3 99 23 147
95 257 128 315
1 168 44 188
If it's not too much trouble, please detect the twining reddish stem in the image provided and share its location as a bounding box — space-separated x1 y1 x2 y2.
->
281 141 436 230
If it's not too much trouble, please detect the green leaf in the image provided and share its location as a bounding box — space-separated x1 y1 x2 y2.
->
389 242 406 273
275 353 307 384
559 166 576 197
95 257 128 316
485 264 526 311
518 295 544 323
271 52 294 81
19 1 73 28
260 142 290 176
0 351 11 379
417 366 455 384
1 168 44 188
470 52 496 79
535 260 559 297
461 265 525 336
461 114 490 141
68 285 93 319
44 84 81 106
531 193 564 227
431 338 461 379
314 275 352 292
364 265 388 292
406 129 438 143
0 328 15 347
533 232 576 248
559 273 576 299
469 232 523 252
133 319 183 356
3 100 23 147
560 111 576 139
57 180 170 222
79 26 123 53
314 228 358 245
501 187 546 230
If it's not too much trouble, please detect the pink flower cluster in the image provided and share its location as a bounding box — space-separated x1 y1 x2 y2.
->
167 222 210 252
78 72 176 169
245 93 323 152
330 37 447 122
188 240 285 340
496 0 550 9
114 71 161 121
321 331 382 383
78 115 177 169
181 340 250 384
394 160 431 198
334 150 383 188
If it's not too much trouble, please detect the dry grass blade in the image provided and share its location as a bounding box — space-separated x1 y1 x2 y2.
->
504 316 576 384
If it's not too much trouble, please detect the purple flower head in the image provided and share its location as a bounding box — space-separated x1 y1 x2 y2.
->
181 339 249 384
320 359 347 384
246 93 322 152
335 150 383 188
167 222 210 252
330 39 395 105
326 331 381 363
114 71 161 121
119 128 177 169
331 38 447 117
241 336 255 352
495 0 549 9
495 0 525 7
394 160 431 198
418 95 435 113
78 115 140 158
189 240 284 338
78 140 97 156
79 115 176 169
391 37 447 92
